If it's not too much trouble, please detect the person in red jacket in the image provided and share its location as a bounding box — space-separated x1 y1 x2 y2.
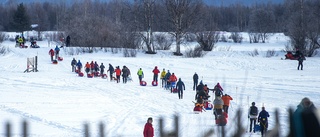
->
143 117 154 137
152 66 160 82
48 49 54 61
114 66 121 83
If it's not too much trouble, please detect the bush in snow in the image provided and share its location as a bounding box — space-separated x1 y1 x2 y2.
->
123 49 137 57
266 49 276 58
154 33 173 50
248 49 259 57
184 46 206 58
0 45 10 55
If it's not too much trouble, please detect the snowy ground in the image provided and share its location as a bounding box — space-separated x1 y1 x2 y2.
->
0 33 319 137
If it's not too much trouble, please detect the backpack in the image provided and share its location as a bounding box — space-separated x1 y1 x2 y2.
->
250 106 258 115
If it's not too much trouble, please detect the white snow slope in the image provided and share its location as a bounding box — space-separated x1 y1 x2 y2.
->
0 33 319 137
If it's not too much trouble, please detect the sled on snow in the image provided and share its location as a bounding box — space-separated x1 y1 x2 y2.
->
78 72 84 77
140 81 147 86
57 57 63 61
52 60 58 64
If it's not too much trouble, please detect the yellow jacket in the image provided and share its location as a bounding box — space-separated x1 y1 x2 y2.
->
160 70 166 79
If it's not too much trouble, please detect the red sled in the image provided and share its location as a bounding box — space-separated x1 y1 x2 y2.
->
101 74 107 79
172 88 178 93
152 81 158 86
87 74 93 78
52 60 58 64
58 57 63 61
140 81 147 86
78 72 84 77
216 112 228 126
193 106 203 114
94 72 100 77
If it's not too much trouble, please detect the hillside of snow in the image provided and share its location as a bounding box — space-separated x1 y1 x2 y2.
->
0 33 319 137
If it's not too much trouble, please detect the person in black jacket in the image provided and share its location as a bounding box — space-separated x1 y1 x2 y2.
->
107 64 114 81
258 107 270 137
297 55 304 70
291 97 320 137
65 35 70 47
193 72 199 91
176 78 185 99
71 58 77 72
100 63 105 75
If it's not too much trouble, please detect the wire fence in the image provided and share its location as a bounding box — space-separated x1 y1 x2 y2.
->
2 108 319 137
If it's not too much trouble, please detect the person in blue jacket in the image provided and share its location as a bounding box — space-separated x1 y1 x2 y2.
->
54 46 60 59
258 107 270 137
76 60 82 72
176 78 185 99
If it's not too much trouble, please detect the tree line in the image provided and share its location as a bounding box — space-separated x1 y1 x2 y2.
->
0 0 319 56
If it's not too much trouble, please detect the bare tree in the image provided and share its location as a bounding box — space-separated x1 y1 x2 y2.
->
163 0 203 55
195 31 220 51
248 7 275 43
136 0 156 54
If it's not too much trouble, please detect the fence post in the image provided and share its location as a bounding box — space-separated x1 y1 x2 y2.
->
99 122 105 137
6 122 11 137
84 123 90 137
35 56 38 72
22 120 28 137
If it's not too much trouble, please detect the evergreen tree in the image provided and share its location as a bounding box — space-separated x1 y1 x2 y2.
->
10 3 30 33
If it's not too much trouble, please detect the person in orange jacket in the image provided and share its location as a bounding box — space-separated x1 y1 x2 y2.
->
169 73 177 92
114 66 121 83
84 62 91 74
221 94 233 113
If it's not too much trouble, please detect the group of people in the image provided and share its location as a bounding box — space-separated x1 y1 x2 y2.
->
72 60 132 83
48 46 60 61
248 102 270 136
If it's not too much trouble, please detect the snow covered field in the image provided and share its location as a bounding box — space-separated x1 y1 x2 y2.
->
0 33 319 137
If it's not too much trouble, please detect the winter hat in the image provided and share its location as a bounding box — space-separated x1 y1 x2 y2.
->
300 97 312 108
252 102 255 106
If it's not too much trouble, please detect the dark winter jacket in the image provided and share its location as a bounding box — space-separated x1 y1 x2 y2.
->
176 79 185 90
71 59 77 66
258 110 270 122
122 67 129 77
193 73 199 82
298 56 304 63
143 123 154 137
100 64 105 71
196 83 204 92
164 71 171 81
108 64 114 73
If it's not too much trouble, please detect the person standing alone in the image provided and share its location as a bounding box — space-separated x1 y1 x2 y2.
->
176 78 185 99
193 72 198 91
152 66 160 82
297 55 304 70
143 117 154 137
